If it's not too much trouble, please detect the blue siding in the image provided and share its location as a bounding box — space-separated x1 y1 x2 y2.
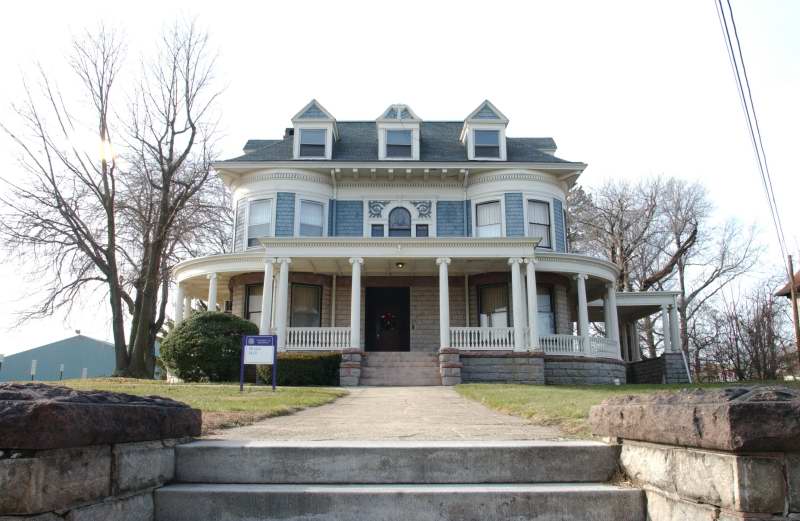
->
436 201 467 237
504 193 525 237
275 192 296 237
464 200 472 236
335 200 364 236
328 199 336 236
554 198 566 252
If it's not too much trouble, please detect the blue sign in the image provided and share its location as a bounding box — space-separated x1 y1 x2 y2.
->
239 335 278 392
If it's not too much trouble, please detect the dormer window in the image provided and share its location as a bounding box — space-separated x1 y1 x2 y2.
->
299 129 326 158
474 130 500 159
386 130 412 158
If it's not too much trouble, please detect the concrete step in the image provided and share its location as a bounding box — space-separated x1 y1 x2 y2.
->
360 367 441 376
362 361 440 368
155 482 645 521
174 441 621 484
358 378 442 386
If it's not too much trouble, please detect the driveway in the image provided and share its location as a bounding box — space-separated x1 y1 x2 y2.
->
211 386 564 441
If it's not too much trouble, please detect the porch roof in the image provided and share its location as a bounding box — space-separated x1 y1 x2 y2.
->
588 291 680 323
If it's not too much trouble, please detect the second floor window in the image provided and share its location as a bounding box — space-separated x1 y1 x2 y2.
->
299 129 326 158
476 201 502 237
474 130 500 158
299 200 324 237
248 199 273 247
388 207 412 237
528 200 551 248
386 130 412 158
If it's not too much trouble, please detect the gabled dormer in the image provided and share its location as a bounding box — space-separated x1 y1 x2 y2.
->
292 99 338 160
461 100 509 161
376 104 421 161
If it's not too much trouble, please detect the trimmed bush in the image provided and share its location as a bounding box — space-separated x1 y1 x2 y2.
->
257 352 341 386
160 311 258 382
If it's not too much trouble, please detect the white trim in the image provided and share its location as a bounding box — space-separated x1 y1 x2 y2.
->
363 200 437 238
293 125 334 160
377 123 420 161
467 125 507 162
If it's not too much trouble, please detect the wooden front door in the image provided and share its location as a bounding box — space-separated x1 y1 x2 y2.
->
365 287 410 352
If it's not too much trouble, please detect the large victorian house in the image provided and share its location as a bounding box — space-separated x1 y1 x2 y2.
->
173 100 690 386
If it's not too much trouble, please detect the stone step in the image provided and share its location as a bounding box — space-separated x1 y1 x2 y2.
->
358 378 442 387
362 360 440 368
155 483 645 521
364 353 438 361
360 367 441 376
173 441 621 484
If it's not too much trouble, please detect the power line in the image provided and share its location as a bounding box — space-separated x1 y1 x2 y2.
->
715 0 790 270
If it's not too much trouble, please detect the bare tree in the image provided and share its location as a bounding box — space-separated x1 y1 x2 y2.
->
0 21 226 378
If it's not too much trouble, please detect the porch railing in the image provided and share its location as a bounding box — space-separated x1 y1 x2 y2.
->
539 334 584 355
285 327 351 351
450 327 518 350
586 336 620 359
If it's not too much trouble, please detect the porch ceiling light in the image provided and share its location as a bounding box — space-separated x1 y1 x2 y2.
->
395 262 405 269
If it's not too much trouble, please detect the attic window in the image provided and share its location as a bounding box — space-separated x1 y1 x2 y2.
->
386 130 412 158
474 130 500 158
299 129 326 158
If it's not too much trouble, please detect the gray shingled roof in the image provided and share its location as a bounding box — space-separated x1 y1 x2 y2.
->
227 122 569 163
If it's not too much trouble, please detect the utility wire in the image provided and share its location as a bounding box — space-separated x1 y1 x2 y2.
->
715 0 791 273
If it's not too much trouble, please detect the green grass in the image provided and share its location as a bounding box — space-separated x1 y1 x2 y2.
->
61 378 347 433
456 381 798 438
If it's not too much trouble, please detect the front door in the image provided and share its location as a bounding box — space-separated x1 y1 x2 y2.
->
365 287 410 352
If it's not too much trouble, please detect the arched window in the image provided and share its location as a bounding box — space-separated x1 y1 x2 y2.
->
388 207 412 237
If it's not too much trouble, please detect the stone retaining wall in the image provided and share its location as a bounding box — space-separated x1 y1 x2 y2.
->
460 352 544 384
544 355 626 385
627 353 690 384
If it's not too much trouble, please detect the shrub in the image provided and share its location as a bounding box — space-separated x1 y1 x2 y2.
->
160 311 258 382
257 352 341 386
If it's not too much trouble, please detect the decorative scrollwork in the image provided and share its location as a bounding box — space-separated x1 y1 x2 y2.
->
411 200 432 219
368 200 391 218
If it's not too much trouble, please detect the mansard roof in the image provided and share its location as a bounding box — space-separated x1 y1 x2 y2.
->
229 122 566 163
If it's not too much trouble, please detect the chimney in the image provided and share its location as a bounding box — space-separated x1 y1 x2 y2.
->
284 127 294 139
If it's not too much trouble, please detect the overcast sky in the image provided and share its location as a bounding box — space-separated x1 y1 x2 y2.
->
0 0 797 355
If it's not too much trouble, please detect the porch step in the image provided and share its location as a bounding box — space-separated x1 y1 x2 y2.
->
155 483 644 521
360 352 441 386
173 441 621 484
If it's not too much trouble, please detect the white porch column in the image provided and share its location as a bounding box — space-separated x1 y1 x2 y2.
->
575 274 590 338
662 304 672 353
349 257 364 349
174 284 185 325
259 258 276 334
207 273 218 311
670 298 681 353
331 274 337 327
464 274 470 327
620 322 630 361
437 257 451 348
525 258 539 350
605 282 620 341
275 258 291 351
631 323 642 361
183 295 191 321
509 258 526 352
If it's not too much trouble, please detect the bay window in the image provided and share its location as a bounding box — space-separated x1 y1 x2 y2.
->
527 200 551 248
476 201 502 237
247 199 273 247
299 200 324 237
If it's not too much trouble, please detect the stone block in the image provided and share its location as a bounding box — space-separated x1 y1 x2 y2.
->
590 386 800 452
113 441 175 494
441 367 460 377
339 376 359 387
0 445 111 515
788 453 800 512
441 375 461 386
0 383 201 450
0 514 63 521
643 489 719 521
65 492 153 521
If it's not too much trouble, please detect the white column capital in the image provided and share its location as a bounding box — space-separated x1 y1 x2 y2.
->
349 257 364 265
508 257 524 265
207 273 217 280
436 257 451 265
277 257 292 265
524 257 538 265
264 257 277 265
574 273 588 281
606 280 617 290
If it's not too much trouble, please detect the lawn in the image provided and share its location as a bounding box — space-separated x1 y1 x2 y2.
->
456 381 798 438
62 378 347 434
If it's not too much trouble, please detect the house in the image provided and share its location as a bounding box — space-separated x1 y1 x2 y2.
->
173 100 690 386
0 334 115 382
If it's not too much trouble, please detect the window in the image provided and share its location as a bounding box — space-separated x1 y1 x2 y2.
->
388 207 412 237
474 130 500 158
386 130 412 158
415 224 429 237
247 199 273 247
537 287 555 335
528 200 551 248
245 285 262 326
371 224 385 237
476 201 502 237
291 284 321 327
478 284 508 327
299 129 326 157
299 200 324 237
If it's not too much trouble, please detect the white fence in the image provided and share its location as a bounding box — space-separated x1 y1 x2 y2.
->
285 327 351 351
449 327 518 350
450 328 621 359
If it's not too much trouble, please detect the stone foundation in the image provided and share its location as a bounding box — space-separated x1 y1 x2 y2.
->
438 348 462 385
460 352 545 384
339 349 363 387
544 355 626 385
590 386 800 520
0 383 200 520
627 352 690 384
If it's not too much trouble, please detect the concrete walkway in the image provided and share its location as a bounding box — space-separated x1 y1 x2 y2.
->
211 387 564 441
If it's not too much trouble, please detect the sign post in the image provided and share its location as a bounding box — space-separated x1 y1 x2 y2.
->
239 335 278 392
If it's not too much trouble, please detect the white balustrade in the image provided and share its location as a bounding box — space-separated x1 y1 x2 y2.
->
587 336 620 359
450 329 622 360
285 327 351 351
539 334 585 355
450 327 517 350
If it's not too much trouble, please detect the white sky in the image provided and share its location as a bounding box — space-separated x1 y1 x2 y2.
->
0 0 798 355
